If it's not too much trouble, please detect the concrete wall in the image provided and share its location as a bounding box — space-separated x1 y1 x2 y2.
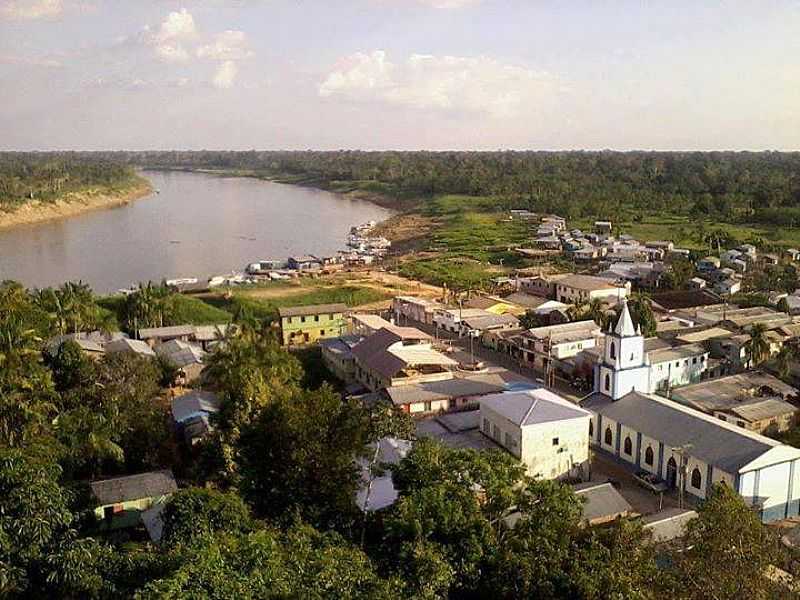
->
520 416 590 479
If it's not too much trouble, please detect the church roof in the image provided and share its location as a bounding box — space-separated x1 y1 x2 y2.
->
614 299 637 337
581 391 789 473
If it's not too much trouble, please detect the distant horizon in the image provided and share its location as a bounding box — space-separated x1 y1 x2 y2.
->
2 1 799 151
4 147 800 154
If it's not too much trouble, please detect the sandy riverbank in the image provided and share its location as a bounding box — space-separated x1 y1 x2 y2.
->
0 179 153 231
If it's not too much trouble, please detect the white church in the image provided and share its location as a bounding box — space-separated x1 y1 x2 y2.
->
583 300 800 522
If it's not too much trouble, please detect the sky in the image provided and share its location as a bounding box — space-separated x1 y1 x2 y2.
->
1 0 799 151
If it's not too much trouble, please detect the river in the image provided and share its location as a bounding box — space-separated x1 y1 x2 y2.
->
0 170 394 293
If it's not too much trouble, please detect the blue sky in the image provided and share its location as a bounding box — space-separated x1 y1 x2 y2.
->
1 0 799 150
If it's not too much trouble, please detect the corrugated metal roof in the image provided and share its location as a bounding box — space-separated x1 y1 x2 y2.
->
90 469 177 505
384 374 508 406
582 391 783 473
573 481 633 522
727 398 798 422
105 338 156 357
138 325 196 339
278 303 348 318
352 327 438 378
171 390 220 423
482 389 590 427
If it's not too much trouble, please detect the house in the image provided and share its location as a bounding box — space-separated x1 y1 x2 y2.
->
356 437 412 512
320 334 363 383
138 325 196 347
697 256 721 273
595 221 612 234
534 235 562 250
721 249 743 265
670 371 799 434
646 240 674 252
192 324 230 350
503 292 568 315
739 244 758 260
104 338 156 357
382 373 509 415
642 508 698 544
349 313 395 336
479 389 591 480
278 303 348 346
459 313 520 337
786 249 800 262
761 254 781 266
463 295 525 316
155 340 206 383
553 274 629 304
392 295 444 325
351 327 458 391
287 255 322 270
572 481 633 526
715 278 741 296
171 390 220 445
688 277 707 290
433 307 496 334
517 320 602 372
46 330 123 358
90 470 178 539
646 343 709 394
583 306 800 522
574 245 599 262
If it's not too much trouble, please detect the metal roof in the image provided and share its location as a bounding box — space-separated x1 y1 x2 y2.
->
482 389 590 428
278 303 348 318
90 469 177 506
582 391 784 473
155 339 205 368
641 508 697 543
572 481 633 523
727 398 798 422
384 373 508 406
647 343 707 364
171 390 220 423
671 371 798 413
138 325 196 339
104 338 156 357
556 274 624 291
351 327 444 379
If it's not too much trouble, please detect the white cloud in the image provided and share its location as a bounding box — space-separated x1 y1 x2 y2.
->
0 53 62 67
145 8 197 62
196 30 253 61
0 0 62 20
319 50 559 118
212 60 237 89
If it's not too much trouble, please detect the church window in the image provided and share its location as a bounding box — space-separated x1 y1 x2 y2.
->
691 467 702 489
604 373 611 391
644 446 654 466
589 420 594 437
623 436 632 455
604 427 613 445
610 342 616 359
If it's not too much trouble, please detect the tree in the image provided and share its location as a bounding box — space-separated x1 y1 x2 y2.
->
663 258 696 290
627 293 657 337
774 345 794 381
746 323 771 367
669 484 782 600
237 385 369 529
160 488 255 547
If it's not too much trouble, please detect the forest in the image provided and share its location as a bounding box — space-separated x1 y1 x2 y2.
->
48 149 800 226
0 153 141 210
0 278 796 599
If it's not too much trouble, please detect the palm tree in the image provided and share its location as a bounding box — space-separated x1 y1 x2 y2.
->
585 297 608 327
746 323 771 367
566 299 586 322
774 345 794 380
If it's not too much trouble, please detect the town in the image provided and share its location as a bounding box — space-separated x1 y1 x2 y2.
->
16 206 800 597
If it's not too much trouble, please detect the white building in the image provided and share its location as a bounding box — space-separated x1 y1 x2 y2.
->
583 303 800 522
519 320 602 371
480 389 591 480
553 274 629 304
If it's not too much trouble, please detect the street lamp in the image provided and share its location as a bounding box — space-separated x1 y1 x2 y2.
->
671 443 693 509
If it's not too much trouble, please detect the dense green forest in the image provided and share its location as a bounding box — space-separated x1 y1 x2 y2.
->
0 278 796 599
31 149 800 226
0 153 142 210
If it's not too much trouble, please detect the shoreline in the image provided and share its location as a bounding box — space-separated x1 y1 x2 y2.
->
0 177 153 231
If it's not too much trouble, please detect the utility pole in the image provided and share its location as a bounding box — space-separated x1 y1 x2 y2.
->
671 444 693 509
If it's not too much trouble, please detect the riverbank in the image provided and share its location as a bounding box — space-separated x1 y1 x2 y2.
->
0 177 152 231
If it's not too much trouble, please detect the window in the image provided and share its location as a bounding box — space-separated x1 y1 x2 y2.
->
604 427 613 445
314 315 319 322
610 342 616 360
300 316 306 323
320 330 326 336
604 373 611 391
424 401 432 412
737 420 745 427
589 420 594 437
692 357 697 365
483 418 490 433
493 425 500 440
552 437 559 446
505 432 513 448
644 446 654 466
623 436 632 455
691 467 702 489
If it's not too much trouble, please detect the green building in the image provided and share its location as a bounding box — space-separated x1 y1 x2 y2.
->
278 303 348 346
90 470 177 537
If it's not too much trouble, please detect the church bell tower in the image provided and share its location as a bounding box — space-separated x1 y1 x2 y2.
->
595 299 649 400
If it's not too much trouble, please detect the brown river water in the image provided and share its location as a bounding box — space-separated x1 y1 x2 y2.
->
0 170 393 293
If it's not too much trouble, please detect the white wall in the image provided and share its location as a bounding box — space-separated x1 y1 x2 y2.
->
521 416 590 479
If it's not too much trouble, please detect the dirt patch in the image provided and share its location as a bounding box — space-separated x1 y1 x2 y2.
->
0 180 153 231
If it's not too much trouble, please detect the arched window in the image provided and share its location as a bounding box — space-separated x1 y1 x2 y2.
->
589 420 594 437
644 446 654 466
604 373 611 391
604 427 613 446
610 341 616 360
691 467 702 489
623 436 632 455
